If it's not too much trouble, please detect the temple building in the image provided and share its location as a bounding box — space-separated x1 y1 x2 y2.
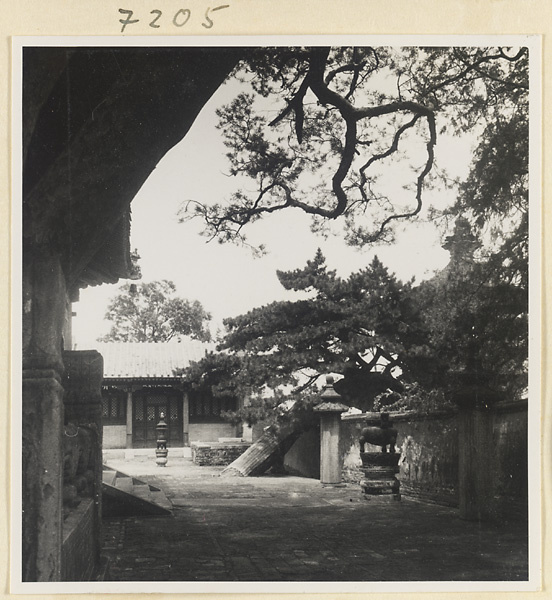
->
97 341 245 450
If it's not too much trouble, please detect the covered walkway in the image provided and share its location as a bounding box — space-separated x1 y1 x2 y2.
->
101 457 528 582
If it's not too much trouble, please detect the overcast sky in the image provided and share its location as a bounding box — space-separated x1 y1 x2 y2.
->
71 61 474 349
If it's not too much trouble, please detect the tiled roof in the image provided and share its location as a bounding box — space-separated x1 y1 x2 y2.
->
95 339 215 379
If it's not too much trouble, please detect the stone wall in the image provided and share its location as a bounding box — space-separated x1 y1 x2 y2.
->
103 425 126 449
284 427 320 478
103 422 242 448
191 442 251 466
339 401 527 518
491 400 528 520
61 499 96 581
188 422 238 443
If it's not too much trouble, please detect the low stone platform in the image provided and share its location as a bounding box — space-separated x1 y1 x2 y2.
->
191 440 251 466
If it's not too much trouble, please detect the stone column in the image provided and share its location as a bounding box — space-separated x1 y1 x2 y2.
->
62 300 73 351
22 370 65 582
23 245 67 374
314 376 349 485
126 388 133 449
22 245 67 581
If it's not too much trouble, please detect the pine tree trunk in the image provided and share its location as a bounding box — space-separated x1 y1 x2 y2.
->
221 424 303 477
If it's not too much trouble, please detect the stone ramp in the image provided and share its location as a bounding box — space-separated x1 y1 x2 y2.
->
102 466 172 517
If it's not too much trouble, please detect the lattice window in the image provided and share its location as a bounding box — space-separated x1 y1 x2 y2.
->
148 393 165 404
147 405 156 421
110 402 119 418
169 399 179 421
135 399 144 421
188 392 237 421
101 389 126 425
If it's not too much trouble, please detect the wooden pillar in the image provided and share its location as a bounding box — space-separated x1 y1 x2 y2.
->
182 391 189 447
126 388 133 449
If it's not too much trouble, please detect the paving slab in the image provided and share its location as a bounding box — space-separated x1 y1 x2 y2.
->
102 457 528 582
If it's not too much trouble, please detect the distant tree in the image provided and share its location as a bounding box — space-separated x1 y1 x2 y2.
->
100 280 212 343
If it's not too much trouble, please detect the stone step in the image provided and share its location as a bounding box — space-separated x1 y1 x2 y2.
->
150 490 172 510
114 476 133 492
102 482 172 517
132 484 153 500
102 471 117 486
102 467 172 518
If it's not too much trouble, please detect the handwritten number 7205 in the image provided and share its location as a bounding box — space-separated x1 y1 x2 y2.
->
119 6 230 32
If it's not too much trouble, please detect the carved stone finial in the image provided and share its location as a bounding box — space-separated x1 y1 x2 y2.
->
315 375 349 413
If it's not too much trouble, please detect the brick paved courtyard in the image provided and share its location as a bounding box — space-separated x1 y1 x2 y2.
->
102 458 528 583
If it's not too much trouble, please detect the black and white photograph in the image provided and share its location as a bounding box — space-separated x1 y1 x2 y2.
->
12 37 541 593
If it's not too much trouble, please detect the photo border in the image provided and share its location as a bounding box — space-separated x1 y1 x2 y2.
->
8 32 544 597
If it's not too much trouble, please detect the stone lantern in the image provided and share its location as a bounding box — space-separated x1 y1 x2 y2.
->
155 412 169 467
313 376 349 485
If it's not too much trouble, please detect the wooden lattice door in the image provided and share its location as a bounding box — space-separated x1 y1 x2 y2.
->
132 390 183 448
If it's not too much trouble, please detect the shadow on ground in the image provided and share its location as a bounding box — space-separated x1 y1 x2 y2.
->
102 458 528 582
